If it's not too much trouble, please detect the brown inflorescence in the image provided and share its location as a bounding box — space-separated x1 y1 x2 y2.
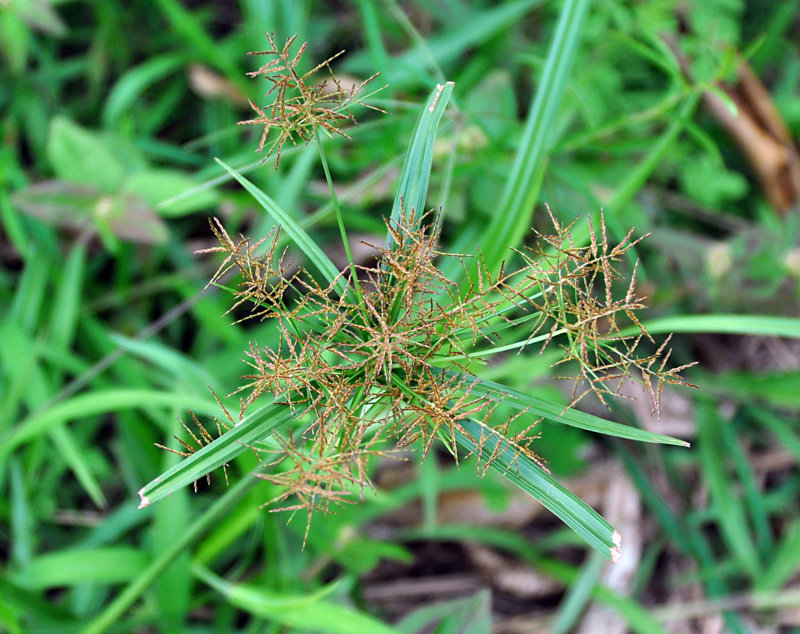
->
178 208 693 536
238 33 384 168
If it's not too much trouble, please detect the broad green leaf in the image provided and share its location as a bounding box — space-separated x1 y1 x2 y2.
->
13 547 148 589
12 181 168 244
123 169 219 217
46 117 125 192
194 566 399 634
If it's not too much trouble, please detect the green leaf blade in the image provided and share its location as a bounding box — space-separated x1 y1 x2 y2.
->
138 400 291 507
389 81 454 243
478 0 591 275
215 158 346 295
456 418 620 561
455 373 689 447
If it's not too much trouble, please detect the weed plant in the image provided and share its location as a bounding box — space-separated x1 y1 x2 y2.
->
141 34 692 559
8 3 800 632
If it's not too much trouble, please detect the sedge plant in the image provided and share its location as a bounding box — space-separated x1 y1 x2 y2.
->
139 35 693 561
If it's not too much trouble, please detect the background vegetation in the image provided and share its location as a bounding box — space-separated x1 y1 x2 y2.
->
2 0 800 632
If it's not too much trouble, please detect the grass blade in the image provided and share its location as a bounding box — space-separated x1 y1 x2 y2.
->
457 373 689 447
553 550 605 633
396 0 544 81
138 400 291 507
697 401 761 578
622 314 800 339
83 476 260 634
757 518 800 591
478 0 590 275
103 54 186 128
456 418 620 561
388 81 454 245
215 158 346 295
0 389 219 461
13 547 148 590
194 565 399 634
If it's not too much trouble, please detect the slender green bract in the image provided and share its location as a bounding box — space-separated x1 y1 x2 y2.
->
455 418 621 562
215 158 346 296
137 400 290 507
455 372 689 447
388 81 454 248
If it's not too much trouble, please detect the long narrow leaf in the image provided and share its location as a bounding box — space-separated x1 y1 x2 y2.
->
478 0 590 275
392 0 544 80
697 402 761 578
138 400 291 507
388 81 454 246
454 373 689 447
622 314 800 339
215 158 346 295
194 565 399 634
456 417 620 560
0 390 219 460
14 547 148 589
84 477 260 634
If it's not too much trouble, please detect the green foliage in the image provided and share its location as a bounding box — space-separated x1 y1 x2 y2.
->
3 1 800 632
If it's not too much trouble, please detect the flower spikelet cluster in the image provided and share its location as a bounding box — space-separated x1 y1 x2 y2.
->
515 205 696 409
198 213 528 515
238 33 384 167
190 210 692 525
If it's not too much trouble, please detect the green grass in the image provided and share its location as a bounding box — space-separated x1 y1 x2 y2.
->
3 1 800 632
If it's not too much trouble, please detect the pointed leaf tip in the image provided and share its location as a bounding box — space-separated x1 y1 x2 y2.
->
611 530 622 563
137 488 151 509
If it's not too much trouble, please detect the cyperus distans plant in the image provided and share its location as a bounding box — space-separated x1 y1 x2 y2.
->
140 35 693 560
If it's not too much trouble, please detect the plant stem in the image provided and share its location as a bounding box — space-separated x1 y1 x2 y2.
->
315 134 368 317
